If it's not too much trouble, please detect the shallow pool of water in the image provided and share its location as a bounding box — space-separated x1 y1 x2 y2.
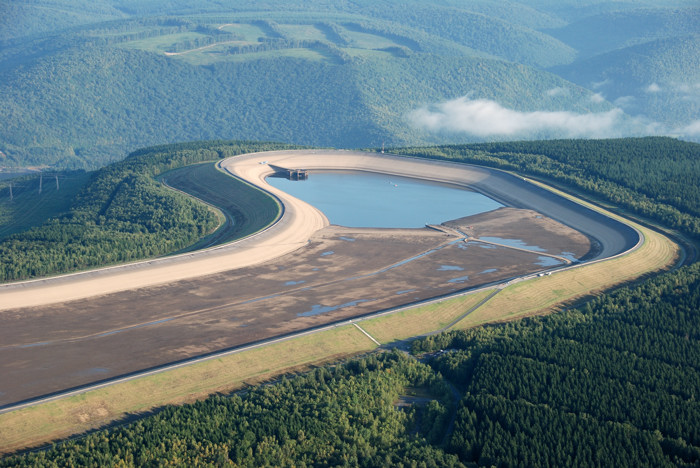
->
267 171 502 228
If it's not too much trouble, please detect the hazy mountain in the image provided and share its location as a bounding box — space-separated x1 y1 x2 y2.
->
0 1 697 168
552 34 700 129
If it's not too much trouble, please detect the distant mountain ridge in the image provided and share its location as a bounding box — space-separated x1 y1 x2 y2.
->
0 1 697 169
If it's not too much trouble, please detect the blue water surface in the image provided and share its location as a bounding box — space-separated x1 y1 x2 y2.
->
267 171 502 228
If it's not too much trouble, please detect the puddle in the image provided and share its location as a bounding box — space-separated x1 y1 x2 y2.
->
480 237 546 252
479 268 498 275
448 275 470 284
284 280 306 286
457 243 468 250
375 238 465 274
477 243 497 249
339 237 356 242
298 299 372 317
320 251 334 257
560 251 578 262
312 268 319 271
536 256 564 267
396 289 416 295
438 265 464 271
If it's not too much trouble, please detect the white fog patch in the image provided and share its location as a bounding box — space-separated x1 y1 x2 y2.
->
591 79 611 89
409 97 628 138
546 87 569 97
409 96 700 140
590 93 606 103
646 83 662 93
676 120 700 137
614 96 635 107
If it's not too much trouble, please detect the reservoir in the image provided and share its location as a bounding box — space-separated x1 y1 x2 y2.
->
266 171 503 228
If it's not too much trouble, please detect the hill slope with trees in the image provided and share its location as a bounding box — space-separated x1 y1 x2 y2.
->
1 1 697 169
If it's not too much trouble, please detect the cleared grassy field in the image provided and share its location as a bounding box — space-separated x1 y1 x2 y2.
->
277 24 328 41
218 23 267 41
344 28 401 49
120 32 209 53
0 172 90 240
0 172 680 456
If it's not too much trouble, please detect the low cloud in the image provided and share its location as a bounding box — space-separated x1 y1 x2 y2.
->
546 87 569 97
645 83 662 93
409 96 700 141
589 93 606 103
614 95 636 107
676 120 700 137
409 97 631 138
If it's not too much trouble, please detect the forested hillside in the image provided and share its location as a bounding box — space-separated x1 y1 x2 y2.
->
415 261 700 467
1 1 697 169
551 33 700 126
0 141 297 282
546 7 700 56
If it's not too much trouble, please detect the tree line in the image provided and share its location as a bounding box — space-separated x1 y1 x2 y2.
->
0 141 298 282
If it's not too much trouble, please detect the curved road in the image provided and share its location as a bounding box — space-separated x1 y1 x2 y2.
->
0 150 638 312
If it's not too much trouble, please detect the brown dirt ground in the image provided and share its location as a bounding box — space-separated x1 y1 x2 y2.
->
0 208 589 407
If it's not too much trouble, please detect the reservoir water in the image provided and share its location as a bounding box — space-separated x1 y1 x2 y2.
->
266 171 503 228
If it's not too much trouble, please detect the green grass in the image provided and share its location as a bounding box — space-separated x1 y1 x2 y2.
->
0 172 90 240
361 290 492 344
343 28 400 49
277 24 328 41
171 44 332 66
217 22 267 41
119 32 209 53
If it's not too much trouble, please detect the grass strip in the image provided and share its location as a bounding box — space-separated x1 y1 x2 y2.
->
361 290 492 344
